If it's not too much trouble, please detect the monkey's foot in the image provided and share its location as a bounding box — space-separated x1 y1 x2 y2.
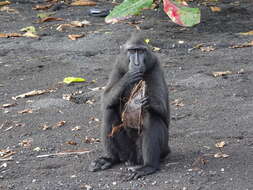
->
88 157 114 172
125 166 157 180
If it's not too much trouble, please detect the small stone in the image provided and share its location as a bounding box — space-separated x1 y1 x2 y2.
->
84 184 92 190
221 168 225 172
112 182 117 186
32 179 36 183
151 181 157 185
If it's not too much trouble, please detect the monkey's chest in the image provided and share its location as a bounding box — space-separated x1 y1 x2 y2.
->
121 80 146 131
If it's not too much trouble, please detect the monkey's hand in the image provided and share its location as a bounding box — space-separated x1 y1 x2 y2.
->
139 97 150 110
124 70 143 87
88 157 114 172
125 166 157 180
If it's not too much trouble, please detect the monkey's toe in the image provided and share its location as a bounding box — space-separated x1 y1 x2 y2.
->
88 157 113 172
125 166 157 180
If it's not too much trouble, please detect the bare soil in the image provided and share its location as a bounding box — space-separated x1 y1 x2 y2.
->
0 0 253 189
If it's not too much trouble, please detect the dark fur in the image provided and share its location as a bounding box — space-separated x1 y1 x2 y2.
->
89 34 170 180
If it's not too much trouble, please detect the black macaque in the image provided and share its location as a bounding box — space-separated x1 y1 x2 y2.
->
89 34 170 180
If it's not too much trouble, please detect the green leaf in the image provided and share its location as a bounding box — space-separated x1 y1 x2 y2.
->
20 26 36 34
163 0 200 27
37 12 55 19
63 77 86 84
105 0 153 24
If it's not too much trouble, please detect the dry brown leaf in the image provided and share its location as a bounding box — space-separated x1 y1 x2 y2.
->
214 152 229 158
215 141 226 148
230 41 253 48
200 46 215 52
153 47 161 52
171 99 184 107
12 89 53 100
23 31 39 38
19 138 33 147
0 33 23 38
0 149 16 159
1 103 17 108
56 24 73 31
0 6 19 13
33 4 53 10
52 121 66 128
42 124 51 130
66 141 77 145
0 1 11 6
71 0 97 6
71 126 81 131
18 109 33 114
210 6 221 12
108 124 123 137
239 30 253 36
212 71 232 77
70 21 84 27
40 17 64 23
84 136 100 144
68 34 84 40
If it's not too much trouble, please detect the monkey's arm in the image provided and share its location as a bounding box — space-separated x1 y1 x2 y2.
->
104 69 143 108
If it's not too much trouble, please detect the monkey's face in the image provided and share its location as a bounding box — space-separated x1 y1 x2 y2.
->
127 47 147 73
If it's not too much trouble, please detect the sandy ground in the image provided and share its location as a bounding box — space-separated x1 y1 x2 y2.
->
0 0 253 189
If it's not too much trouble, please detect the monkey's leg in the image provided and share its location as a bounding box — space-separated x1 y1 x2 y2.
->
126 114 166 180
89 109 121 172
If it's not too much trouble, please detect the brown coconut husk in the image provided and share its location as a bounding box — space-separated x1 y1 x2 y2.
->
108 80 146 137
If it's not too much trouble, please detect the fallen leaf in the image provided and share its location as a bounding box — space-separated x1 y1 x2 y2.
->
0 1 11 6
37 12 55 19
0 6 18 13
18 109 33 114
108 124 123 137
33 147 41 151
153 47 161 52
66 141 77 145
214 152 229 158
71 0 97 6
52 121 66 128
162 0 200 27
40 17 64 23
1 103 17 108
12 89 54 100
23 31 39 38
215 141 226 148
20 26 36 33
63 77 86 84
0 33 23 38
210 6 221 12
19 138 33 147
200 46 215 52
239 30 253 36
62 94 73 101
90 117 100 122
71 126 81 131
42 124 51 130
171 99 184 107
84 136 100 144
230 40 253 48
68 34 85 40
33 4 53 10
70 21 84 27
0 149 16 159
86 99 95 105
212 71 232 77
145 39 150 44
